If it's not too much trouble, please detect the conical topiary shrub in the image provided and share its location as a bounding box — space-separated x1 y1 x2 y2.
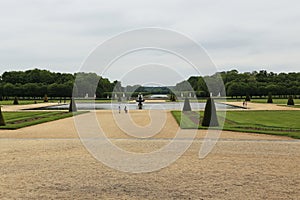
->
267 92 273 103
0 106 5 126
44 94 48 102
245 94 251 102
69 98 77 112
182 97 191 111
202 97 219 127
13 97 19 105
287 95 295 106
170 93 176 102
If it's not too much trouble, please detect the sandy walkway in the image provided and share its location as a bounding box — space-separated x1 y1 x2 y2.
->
225 101 300 110
0 110 299 199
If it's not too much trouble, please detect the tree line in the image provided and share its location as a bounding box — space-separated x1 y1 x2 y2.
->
176 70 300 98
0 69 115 99
0 68 299 99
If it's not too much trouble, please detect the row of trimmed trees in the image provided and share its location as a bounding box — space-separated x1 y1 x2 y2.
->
245 93 295 106
176 70 300 98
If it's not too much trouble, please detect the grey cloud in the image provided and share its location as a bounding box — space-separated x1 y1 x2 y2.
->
0 0 299 81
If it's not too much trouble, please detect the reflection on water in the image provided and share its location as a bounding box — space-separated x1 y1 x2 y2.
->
32 102 238 110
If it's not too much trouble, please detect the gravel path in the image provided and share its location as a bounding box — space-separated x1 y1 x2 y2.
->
225 101 300 110
0 110 299 199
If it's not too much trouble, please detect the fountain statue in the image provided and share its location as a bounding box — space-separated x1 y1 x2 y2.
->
136 93 145 109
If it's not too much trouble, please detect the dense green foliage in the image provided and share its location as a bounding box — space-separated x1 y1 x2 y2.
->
1 69 299 99
172 110 300 139
0 69 114 99
202 98 219 127
177 70 300 98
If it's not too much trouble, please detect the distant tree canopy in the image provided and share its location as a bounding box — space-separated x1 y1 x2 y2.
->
176 70 300 98
223 70 300 98
0 69 299 99
0 69 114 99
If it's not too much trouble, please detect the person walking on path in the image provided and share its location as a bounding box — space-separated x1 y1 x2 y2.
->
124 106 128 114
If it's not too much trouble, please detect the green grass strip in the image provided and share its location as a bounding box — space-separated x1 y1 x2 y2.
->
0 111 88 130
171 110 300 139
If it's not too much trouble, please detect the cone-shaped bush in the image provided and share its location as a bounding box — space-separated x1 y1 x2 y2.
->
202 97 219 127
182 97 191 111
13 97 19 105
69 98 77 112
287 95 295 106
170 93 176 102
267 92 273 103
0 106 5 126
44 94 48 102
245 94 251 102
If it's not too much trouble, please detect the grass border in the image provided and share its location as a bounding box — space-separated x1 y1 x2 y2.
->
171 110 300 139
0 111 88 130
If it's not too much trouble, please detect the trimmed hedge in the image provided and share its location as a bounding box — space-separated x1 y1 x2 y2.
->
202 97 219 127
287 95 295 106
182 97 191 111
69 98 77 112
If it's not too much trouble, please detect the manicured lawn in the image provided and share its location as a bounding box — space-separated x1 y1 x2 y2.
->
0 100 64 105
171 110 300 139
0 100 44 105
0 111 87 129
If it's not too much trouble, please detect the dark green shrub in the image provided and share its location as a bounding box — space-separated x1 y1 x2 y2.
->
170 93 176 102
13 97 19 105
182 97 191 111
0 106 5 126
69 98 77 112
287 95 295 106
202 97 219 127
267 92 273 103
44 94 48 102
118 96 122 102
245 94 251 102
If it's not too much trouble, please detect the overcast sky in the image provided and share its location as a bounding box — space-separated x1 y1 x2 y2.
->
0 0 299 84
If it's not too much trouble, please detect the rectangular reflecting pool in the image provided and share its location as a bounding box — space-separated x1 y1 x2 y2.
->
29 102 241 110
